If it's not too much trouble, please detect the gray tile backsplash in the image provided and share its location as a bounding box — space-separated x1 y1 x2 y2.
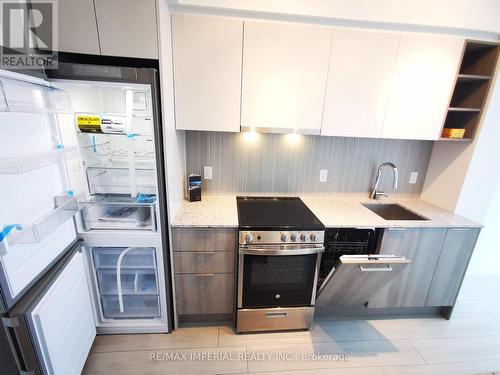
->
185 131 433 197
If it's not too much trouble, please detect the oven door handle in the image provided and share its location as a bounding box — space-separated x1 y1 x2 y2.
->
239 246 325 256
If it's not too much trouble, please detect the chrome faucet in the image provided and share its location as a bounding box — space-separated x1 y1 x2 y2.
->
371 162 398 200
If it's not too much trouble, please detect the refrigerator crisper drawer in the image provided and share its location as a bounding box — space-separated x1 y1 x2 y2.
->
82 195 157 231
97 268 158 295
101 295 161 319
92 247 157 269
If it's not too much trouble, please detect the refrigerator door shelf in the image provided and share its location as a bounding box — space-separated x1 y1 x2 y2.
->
0 145 79 174
2 196 79 245
82 195 157 231
0 75 72 114
101 294 160 319
92 247 157 269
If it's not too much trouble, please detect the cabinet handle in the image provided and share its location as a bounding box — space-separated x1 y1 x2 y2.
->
194 273 216 277
449 228 471 231
387 228 407 231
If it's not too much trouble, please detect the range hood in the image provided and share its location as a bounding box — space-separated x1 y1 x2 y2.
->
240 126 320 135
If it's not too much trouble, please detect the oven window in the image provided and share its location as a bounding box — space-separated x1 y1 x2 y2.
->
241 254 318 308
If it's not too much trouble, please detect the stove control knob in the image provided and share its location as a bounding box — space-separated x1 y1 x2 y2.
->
290 233 298 242
310 233 318 242
245 233 254 243
300 233 308 242
281 233 289 242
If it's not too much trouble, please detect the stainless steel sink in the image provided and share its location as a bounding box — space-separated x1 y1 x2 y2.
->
362 203 429 221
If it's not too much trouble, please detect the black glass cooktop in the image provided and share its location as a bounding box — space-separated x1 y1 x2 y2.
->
237 196 325 230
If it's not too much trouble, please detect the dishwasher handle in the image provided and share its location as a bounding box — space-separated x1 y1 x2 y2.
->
359 265 393 272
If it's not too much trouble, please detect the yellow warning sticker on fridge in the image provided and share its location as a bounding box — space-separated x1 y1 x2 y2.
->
76 114 101 133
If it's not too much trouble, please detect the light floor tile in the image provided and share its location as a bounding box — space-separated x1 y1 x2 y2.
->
246 339 425 373
369 316 500 340
218 325 311 347
84 346 247 375
308 320 383 343
219 319 383 348
382 358 500 375
410 334 500 364
254 367 384 375
91 326 219 353
451 297 500 318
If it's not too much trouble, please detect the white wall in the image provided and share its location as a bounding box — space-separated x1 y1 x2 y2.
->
467 177 500 275
170 0 500 35
157 0 186 222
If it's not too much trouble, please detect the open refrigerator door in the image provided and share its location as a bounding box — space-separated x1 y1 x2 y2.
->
0 65 172 375
0 70 79 309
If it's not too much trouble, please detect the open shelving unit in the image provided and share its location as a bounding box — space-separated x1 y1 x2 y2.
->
440 41 500 141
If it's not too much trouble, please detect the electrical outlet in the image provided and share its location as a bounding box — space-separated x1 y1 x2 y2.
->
204 166 213 180
409 172 418 184
319 169 328 182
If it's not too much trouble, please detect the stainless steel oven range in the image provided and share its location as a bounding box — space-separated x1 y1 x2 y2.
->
236 197 325 333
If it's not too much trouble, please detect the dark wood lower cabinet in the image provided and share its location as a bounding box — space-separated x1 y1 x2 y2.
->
368 227 480 311
174 274 234 315
173 252 235 274
170 226 480 321
425 228 480 307
369 228 447 308
172 228 237 322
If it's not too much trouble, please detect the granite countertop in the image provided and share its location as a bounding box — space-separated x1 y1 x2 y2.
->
172 195 481 229
172 196 239 227
300 197 481 229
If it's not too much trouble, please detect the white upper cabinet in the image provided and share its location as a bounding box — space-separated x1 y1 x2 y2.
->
94 0 159 59
172 14 243 132
58 0 100 55
241 21 332 132
381 34 464 140
321 29 400 138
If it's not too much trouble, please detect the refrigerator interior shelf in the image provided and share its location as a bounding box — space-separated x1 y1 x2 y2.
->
85 158 155 171
3 196 79 245
0 146 80 174
86 167 157 195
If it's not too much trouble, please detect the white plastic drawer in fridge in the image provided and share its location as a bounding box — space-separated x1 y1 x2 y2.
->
92 247 156 269
97 269 158 295
101 295 160 319
82 195 157 231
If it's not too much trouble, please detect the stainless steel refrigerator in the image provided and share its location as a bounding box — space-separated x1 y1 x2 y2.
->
0 62 173 374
